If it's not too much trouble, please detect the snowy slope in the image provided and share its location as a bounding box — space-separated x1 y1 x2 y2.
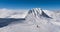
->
0 8 60 32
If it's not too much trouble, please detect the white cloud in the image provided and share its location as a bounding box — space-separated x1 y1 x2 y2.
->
0 8 60 32
0 8 28 18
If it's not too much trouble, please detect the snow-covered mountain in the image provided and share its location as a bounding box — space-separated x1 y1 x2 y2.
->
0 8 60 32
26 8 52 19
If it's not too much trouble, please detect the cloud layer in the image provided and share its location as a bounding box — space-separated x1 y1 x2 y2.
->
0 8 28 18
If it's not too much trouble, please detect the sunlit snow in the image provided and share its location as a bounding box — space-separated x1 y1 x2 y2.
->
0 8 60 32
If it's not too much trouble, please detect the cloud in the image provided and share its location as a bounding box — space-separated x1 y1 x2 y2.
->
0 8 28 18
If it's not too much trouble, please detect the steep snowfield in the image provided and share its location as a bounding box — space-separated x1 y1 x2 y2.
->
0 8 60 32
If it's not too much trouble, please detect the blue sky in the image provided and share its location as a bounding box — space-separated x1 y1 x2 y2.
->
0 0 60 10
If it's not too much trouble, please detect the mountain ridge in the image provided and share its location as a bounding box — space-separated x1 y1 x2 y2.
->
26 8 52 19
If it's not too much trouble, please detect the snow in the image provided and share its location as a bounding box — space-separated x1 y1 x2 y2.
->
0 8 60 32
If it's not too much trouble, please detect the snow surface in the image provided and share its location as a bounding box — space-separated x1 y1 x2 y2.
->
0 8 60 32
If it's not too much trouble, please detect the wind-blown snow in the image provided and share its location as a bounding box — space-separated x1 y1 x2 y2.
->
0 8 60 32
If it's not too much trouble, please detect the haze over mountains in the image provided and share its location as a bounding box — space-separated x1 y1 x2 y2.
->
0 8 60 32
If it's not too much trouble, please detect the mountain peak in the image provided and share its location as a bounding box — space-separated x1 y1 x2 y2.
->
28 8 42 15
32 8 42 11
27 8 52 18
